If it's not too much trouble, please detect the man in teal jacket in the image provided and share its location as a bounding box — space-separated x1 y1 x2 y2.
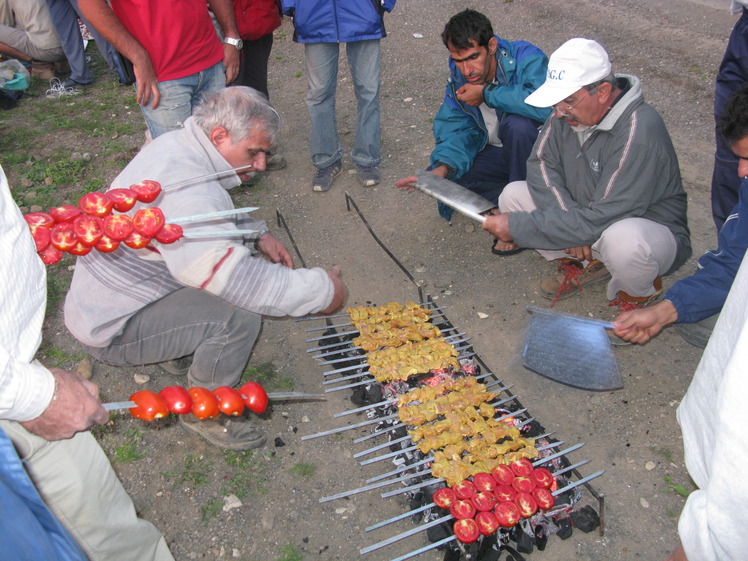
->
397 9 550 237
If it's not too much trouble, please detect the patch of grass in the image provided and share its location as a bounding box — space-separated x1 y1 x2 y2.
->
161 454 214 487
200 498 223 524
241 361 294 391
113 429 146 463
649 446 674 462
276 545 303 561
294 71 303 78
39 344 85 368
221 449 267 499
289 462 316 477
663 475 695 498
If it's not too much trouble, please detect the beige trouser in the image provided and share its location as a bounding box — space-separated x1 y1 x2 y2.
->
0 420 174 561
499 181 677 299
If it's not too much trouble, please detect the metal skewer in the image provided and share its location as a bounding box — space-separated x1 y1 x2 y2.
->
168 206 259 224
359 514 453 555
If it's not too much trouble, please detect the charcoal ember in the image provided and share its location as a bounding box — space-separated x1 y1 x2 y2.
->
350 382 382 407
556 516 573 540
390 424 408 440
570 505 600 533
501 545 529 561
511 520 534 554
426 520 451 545
442 546 462 560
522 419 546 438
476 534 500 561
533 522 548 550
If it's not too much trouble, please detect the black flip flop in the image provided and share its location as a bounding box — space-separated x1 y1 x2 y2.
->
491 238 526 256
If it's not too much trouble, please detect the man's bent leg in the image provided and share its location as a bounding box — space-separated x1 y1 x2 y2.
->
1 421 173 561
456 145 510 204
593 218 676 300
498 114 541 183
305 42 343 168
89 288 261 388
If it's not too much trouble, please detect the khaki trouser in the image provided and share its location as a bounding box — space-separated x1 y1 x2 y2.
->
499 180 677 299
0 421 174 561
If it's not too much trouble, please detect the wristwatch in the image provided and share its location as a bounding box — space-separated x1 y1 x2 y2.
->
224 37 243 50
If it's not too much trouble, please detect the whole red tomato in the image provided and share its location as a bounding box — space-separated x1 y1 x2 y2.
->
514 492 538 518
130 180 162 203
104 214 134 241
188 387 220 419
509 458 535 478
472 472 496 493
73 215 105 246
475 511 499 536
452 479 477 500
133 207 165 237
532 467 555 489
471 491 498 512
494 484 517 503
449 499 476 521
48 205 82 223
79 192 114 217
494 500 521 528
532 487 556 511
453 518 480 544
239 381 268 414
432 487 457 509
155 223 184 244
492 464 515 486
107 188 138 212
212 386 245 416
38 244 63 265
129 390 169 421
158 386 193 415
95 236 120 253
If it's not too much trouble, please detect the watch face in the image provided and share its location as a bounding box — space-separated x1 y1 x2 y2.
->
226 37 243 50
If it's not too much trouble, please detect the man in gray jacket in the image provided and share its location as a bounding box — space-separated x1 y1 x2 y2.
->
64 86 346 450
483 38 691 309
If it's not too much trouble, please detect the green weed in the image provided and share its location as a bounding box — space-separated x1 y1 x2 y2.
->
664 475 694 498
277 545 303 561
161 454 213 487
201 498 223 524
241 361 294 391
289 463 316 477
113 429 145 463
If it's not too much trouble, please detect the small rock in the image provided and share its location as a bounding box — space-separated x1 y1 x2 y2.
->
82 152 92 161
403 97 413 102
20 178 32 187
301 415 310 423
281 411 289 418
464 223 475 233
26 191 37 200
133 373 150 384
232 549 241 558
335 507 347 514
477 312 489 319
44 177 53 185
29 204 43 212
75 356 93 380
71 152 83 161
222 494 243 512
260 512 274 530
640 497 649 508
412 33 423 38
645 461 656 471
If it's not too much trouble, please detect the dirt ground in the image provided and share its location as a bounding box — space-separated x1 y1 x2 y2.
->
2 0 739 560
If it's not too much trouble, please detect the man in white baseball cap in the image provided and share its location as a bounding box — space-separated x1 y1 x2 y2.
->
483 38 692 313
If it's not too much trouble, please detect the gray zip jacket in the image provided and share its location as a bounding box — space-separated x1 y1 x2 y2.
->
64 118 334 347
508 74 691 274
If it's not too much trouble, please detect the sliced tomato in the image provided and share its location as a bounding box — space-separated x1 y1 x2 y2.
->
494 484 517 503
512 475 536 494
475 511 499 536
472 491 498 512
432 487 457 509
79 192 114 217
130 180 162 203
492 464 515 486
129 390 169 421
38 244 63 265
103 214 134 241
514 492 538 518
472 472 496 493
106 188 138 212
532 487 555 511
24 212 55 227
453 518 480 544
158 386 193 415
29 224 51 252
68 240 92 256
48 204 82 223
532 467 555 489
212 386 245 416
452 479 477 500
188 387 220 419
133 207 165 237
94 235 120 253
449 499 476 520
239 381 268 414
509 458 535 478
124 231 151 249
155 223 183 244
50 222 78 251
494 500 521 528
73 215 105 246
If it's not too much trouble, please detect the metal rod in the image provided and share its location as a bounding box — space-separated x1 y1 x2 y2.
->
532 442 586 466
552 459 590 477
366 457 434 484
294 301 440 322
307 329 359 342
309 326 458 357
303 310 448 333
365 501 435 532
380 477 445 498
307 340 361 354
182 229 258 239
161 165 253 191
353 435 412 458
389 536 457 561
299 413 397 441
551 470 605 496
168 206 259 224
359 515 454 555
360 444 417 466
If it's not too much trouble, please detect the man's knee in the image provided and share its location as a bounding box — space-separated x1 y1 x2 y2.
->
500 114 541 145
498 180 531 212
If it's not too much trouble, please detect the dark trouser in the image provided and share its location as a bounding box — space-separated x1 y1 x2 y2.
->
86 288 261 388
234 33 274 99
45 0 92 84
438 113 540 221
711 7 748 231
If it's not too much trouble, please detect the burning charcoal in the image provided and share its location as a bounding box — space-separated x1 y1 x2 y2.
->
511 520 535 554
533 523 548 551
556 516 573 540
476 535 500 561
570 505 600 533
425 520 451 545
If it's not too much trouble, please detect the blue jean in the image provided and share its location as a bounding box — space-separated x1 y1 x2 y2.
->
139 62 225 138
304 40 382 168
86 287 261 389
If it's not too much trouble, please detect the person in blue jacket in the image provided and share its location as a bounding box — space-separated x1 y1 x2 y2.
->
613 83 748 348
396 9 550 241
282 0 396 192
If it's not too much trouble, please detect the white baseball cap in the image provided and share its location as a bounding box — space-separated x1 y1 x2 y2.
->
525 38 612 108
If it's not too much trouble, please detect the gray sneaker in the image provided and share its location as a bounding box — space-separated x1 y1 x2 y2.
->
356 165 381 187
312 160 342 192
179 414 267 451
266 153 286 172
156 355 192 376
